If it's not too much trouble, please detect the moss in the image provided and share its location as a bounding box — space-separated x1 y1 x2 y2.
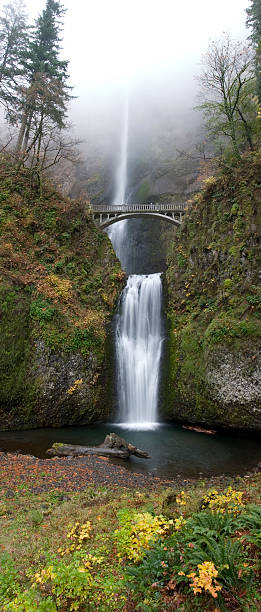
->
204 316 261 346
0 284 39 418
165 318 179 410
164 317 206 417
39 323 105 362
178 324 205 393
195 394 222 420
177 253 187 268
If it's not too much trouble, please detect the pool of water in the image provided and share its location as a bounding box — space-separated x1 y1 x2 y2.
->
0 423 260 478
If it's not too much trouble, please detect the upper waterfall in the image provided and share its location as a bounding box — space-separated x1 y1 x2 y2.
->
108 91 129 268
113 93 129 205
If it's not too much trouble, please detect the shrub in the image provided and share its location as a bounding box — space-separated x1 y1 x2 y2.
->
115 510 173 563
4 588 57 611
47 274 72 299
186 560 222 598
30 298 56 321
122 503 257 608
246 287 261 308
34 556 94 611
0 557 19 605
58 521 92 555
201 486 245 515
223 278 233 291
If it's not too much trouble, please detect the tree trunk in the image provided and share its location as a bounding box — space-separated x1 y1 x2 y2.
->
46 433 150 460
230 120 241 159
15 112 28 153
236 107 254 150
223 93 241 159
36 113 44 164
23 108 34 150
0 41 10 83
47 444 131 459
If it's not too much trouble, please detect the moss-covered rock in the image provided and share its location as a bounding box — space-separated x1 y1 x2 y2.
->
164 150 261 430
0 156 124 430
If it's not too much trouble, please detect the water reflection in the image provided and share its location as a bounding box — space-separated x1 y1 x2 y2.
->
0 423 260 478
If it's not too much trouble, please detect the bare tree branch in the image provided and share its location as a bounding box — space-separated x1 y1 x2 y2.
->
196 34 257 157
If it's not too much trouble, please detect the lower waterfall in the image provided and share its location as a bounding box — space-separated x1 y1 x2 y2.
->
115 273 163 429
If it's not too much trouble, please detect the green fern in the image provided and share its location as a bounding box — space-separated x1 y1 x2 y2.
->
234 504 261 548
186 509 236 536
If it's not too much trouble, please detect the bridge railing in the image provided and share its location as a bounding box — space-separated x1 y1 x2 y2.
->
91 202 186 213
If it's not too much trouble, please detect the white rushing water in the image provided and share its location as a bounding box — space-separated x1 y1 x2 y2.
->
116 274 163 429
108 93 129 266
113 93 129 205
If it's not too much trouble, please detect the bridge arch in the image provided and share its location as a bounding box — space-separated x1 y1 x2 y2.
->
99 211 182 229
91 202 186 230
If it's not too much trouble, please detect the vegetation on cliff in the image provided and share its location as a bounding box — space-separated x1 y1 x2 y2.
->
0 154 124 429
165 149 261 429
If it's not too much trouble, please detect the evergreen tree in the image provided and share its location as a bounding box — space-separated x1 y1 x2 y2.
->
26 0 68 79
246 0 261 104
16 0 71 153
0 0 28 124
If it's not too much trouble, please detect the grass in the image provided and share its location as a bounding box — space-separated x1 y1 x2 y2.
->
0 471 260 611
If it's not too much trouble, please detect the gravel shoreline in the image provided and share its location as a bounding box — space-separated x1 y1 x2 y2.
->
0 451 260 496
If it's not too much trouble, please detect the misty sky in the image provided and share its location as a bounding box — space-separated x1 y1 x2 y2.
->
22 0 251 159
25 0 249 89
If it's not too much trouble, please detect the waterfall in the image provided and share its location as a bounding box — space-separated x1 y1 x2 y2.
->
116 274 163 429
113 93 129 205
108 93 129 267
108 90 163 429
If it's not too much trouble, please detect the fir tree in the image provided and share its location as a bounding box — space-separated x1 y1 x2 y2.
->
16 0 71 153
246 0 261 104
0 0 28 124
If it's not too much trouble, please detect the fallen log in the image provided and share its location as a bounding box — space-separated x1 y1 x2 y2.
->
46 443 130 459
46 433 150 459
182 425 216 435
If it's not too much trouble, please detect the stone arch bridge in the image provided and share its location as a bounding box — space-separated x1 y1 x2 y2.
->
91 202 186 229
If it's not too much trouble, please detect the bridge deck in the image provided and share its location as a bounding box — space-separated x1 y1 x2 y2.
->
91 202 186 228
92 202 186 213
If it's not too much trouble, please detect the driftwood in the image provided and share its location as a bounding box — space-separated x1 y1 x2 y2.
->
46 432 150 460
182 425 216 435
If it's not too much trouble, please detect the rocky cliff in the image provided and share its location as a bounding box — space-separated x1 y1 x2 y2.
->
0 156 124 430
164 150 261 430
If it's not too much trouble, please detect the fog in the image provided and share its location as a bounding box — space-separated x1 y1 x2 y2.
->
6 0 251 182
68 0 248 162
